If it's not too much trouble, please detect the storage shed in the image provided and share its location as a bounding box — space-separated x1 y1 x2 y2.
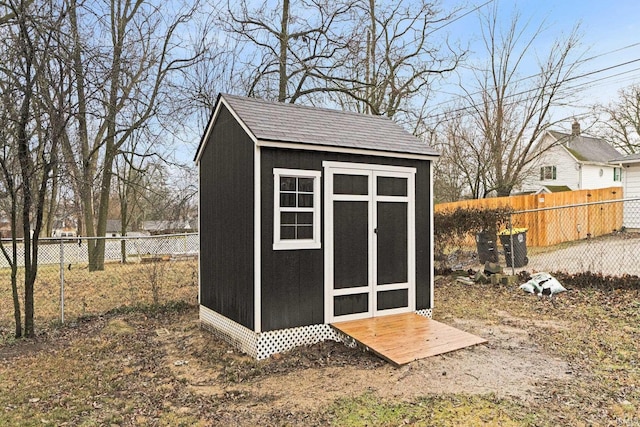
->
194 93 439 359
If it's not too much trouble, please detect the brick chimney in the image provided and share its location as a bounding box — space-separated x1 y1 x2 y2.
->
571 119 581 136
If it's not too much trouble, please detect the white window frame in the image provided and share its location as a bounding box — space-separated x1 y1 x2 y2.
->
540 165 557 181
614 167 623 182
273 168 321 250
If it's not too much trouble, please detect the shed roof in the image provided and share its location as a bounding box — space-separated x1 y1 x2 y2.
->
195 93 438 161
548 130 621 163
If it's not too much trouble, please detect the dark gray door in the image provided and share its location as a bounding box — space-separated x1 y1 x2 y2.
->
324 163 415 323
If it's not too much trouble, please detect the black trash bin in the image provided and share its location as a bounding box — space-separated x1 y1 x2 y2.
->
499 228 528 268
475 231 498 264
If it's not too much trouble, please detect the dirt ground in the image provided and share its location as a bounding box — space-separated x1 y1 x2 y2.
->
0 304 571 425
157 307 572 421
3 275 638 425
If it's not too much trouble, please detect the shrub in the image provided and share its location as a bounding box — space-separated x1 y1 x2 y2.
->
433 206 512 268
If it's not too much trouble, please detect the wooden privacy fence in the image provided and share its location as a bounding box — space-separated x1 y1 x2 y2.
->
435 187 624 247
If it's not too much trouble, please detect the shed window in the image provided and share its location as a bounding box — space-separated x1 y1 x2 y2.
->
273 168 321 250
614 167 622 182
540 166 556 181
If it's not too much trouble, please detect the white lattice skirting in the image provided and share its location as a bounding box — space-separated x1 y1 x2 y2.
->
200 305 434 360
415 308 433 319
200 305 342 359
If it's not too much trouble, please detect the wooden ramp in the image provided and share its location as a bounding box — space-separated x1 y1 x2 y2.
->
332 313 487 366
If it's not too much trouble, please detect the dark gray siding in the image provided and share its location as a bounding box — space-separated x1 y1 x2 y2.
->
199 106 254 329
260 148 433 331
414 161 432 310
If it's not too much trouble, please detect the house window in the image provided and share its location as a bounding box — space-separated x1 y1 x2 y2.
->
273 168 321 250
540 166 557 181
614 167 622 182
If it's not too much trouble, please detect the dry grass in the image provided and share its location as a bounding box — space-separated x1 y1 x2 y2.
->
0 259 198 338
0 271 639 425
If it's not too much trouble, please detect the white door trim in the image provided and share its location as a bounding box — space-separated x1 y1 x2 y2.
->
323 161 416 323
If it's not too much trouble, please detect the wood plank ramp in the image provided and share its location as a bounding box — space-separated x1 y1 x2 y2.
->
332 313 487 366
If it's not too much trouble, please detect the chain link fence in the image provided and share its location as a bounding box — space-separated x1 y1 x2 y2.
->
0 234 198 331
438 198 640 277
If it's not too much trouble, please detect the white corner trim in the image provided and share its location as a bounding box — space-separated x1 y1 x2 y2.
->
254 145 261 333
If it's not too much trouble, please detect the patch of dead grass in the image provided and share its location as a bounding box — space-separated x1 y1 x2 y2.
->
1 276 639 425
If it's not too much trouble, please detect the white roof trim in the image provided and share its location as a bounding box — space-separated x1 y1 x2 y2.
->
256 139 439 161
611 158 640 165
579 160 617 167
194 97 259 164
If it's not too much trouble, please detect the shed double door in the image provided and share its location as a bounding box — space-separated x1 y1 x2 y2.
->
324 162 416 323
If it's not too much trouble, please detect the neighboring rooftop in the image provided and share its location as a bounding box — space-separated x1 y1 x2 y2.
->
548 130 621 163
542 185 572 193
196 93 439 159
106 219 122 233
142 220 191 232
610 152 640 164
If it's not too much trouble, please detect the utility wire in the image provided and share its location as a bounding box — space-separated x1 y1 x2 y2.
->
426 56 640 123
428 42 640 113
426 0 495 36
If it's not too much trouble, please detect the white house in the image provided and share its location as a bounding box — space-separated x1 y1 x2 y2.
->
519 121 623 193
610 152 640 229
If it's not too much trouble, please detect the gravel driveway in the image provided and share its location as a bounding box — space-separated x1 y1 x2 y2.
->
514 232 640 276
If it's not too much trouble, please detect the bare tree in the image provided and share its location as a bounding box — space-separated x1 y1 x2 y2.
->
224 0 464 124
224 0 357 103
597 85 640 154
433 108 491 200
449 4 582 197
329 0 464 124
64 0 206 270
0 0 69 337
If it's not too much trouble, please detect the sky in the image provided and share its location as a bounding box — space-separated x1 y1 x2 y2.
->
435 0 640 133
176 0 640 164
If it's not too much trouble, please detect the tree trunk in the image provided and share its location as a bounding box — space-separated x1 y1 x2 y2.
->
44 162 58 237
278 0 289 102
120 198 128 263
10 211 21 338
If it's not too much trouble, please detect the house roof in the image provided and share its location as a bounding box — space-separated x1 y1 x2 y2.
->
106 219 122 233
541 185 572 193
195 93 439 162
142 220 191 231
610 152 640 165
548 130 621 164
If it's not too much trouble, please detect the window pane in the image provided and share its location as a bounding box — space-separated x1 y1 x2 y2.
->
280 177 296 191
297 225 313 239
298 178 314 192
281 226 295 240
334 174 368 195
281 212 296 225
280 193 296 207
297 212 313 225
377 176 407 196
298 193 314 207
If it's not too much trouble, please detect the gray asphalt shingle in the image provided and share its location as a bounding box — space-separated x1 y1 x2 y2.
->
549 130 621 163
610 152 640 163
220 93 438 157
